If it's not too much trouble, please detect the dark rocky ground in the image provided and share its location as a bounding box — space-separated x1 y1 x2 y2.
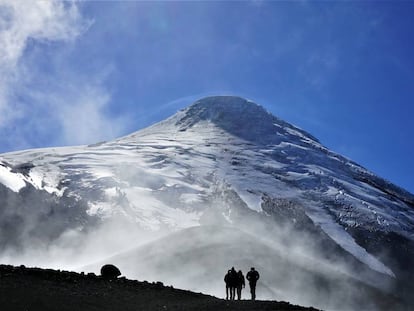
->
0 264 320 311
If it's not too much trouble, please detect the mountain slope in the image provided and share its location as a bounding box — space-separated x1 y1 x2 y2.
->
0 264 321 311
0 96 413 310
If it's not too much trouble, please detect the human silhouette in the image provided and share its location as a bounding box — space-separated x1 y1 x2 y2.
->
246 267 260 300
229 267 238 300
236 270 245 300
224 269 231 300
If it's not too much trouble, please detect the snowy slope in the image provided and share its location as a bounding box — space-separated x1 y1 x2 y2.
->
0 96 413 309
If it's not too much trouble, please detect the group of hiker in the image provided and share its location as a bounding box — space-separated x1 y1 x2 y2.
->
224 267 260 301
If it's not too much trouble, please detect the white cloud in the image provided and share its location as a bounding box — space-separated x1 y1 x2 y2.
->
0 0 85 67
0 0 128 151
0 0 87 127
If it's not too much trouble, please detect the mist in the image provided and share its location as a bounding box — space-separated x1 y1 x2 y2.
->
0 177 398 311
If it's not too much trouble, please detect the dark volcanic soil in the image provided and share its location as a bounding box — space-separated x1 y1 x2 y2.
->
0 265 319 311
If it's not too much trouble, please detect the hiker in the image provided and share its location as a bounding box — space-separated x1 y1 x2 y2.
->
246 267 260 300
236 270 245 300
228 267 238 300
224 270 232 300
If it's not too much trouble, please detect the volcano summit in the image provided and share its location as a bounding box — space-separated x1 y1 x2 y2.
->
0 96 412 310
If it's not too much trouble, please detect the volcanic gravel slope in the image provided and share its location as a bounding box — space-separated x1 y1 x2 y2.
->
0 265 320 311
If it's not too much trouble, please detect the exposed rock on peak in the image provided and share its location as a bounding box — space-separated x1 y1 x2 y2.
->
175 96 320 145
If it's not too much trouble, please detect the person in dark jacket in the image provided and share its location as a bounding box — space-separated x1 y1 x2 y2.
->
228 267 238 300
236 270 245 300
224 270 232 300
246 267 260 300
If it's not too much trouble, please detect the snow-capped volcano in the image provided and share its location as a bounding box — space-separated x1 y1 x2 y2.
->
0 96 413 310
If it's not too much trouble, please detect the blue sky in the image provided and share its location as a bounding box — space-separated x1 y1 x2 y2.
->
0 1 413 194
